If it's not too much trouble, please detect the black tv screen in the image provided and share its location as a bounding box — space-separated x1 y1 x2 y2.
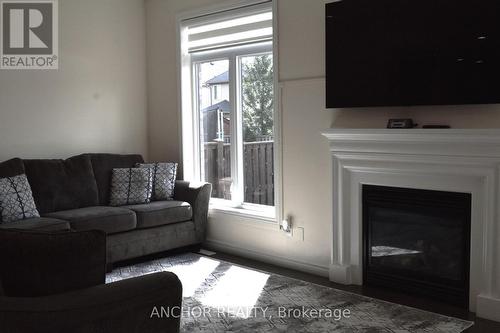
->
325 0 500 108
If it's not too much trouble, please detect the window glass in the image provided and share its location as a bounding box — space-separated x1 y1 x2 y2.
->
197 59 232 200
240 54 274 206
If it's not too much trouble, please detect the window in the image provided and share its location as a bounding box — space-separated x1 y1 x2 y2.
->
179 1 277 218
213 85 218 101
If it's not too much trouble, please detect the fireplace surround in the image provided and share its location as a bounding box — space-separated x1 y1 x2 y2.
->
322 129 500 322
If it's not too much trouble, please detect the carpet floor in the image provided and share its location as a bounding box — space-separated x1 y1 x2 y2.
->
107 252 473 333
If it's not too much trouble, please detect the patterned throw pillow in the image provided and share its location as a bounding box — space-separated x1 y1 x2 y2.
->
109 168 153 206
136 163 177 201
0 174 40 223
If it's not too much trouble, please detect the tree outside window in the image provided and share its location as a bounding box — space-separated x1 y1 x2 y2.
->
241 55 274 142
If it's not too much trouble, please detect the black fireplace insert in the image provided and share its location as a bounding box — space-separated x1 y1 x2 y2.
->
362 185 471 308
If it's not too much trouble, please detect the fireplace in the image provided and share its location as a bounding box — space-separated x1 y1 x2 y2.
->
323 129 500 321
363 185 471 308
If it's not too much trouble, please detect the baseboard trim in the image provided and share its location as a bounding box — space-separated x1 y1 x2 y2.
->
204 238 329 278
476 294 500 322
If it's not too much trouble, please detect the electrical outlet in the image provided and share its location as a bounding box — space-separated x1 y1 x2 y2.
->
293 227 304 241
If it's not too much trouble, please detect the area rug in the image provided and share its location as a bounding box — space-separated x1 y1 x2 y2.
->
106 253 473 333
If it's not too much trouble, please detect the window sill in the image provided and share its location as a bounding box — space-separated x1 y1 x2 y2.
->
209 202 277 224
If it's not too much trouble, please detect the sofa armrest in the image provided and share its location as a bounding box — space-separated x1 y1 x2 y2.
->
174 181 212 241
0 271 182 333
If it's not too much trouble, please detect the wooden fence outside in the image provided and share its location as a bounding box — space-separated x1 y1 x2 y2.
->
203 141 274 206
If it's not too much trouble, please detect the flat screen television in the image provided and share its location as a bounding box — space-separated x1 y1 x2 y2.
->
325 0 500 108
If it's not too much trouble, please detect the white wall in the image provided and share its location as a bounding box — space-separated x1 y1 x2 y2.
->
0 0 148 161
145 0 500 275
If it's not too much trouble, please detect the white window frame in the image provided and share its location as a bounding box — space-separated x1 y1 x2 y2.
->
177 0 282 223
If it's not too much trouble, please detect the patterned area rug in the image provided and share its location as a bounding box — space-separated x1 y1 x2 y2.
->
107 253 473 332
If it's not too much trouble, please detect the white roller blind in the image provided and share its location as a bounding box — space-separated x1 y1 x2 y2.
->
185 2 273 53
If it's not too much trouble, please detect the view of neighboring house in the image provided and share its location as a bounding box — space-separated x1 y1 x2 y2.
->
204 71 229 106
201 71 231 143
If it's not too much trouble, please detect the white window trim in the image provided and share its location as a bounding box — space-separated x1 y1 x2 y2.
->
210 203 277 223
176 0 282 224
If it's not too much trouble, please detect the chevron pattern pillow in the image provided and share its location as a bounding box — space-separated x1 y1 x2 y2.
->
136 162 177 201
0 174 40 223
109 168 153 206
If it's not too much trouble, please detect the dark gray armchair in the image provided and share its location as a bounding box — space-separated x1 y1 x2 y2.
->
0 229 182 333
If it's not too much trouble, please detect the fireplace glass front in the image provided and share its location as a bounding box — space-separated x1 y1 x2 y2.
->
363 185 471 308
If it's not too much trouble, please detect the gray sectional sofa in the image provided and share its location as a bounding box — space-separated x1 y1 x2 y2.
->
0 153 211 265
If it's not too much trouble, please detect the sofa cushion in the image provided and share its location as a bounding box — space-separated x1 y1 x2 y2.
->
109 168 153 206
0 217 70 232
0 158 25 178
137 162 178 201
0 174 40 223
23 155 99 214
124 201 192 229
45 206 136 235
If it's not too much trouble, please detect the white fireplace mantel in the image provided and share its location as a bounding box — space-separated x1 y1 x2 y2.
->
322 128 500 322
